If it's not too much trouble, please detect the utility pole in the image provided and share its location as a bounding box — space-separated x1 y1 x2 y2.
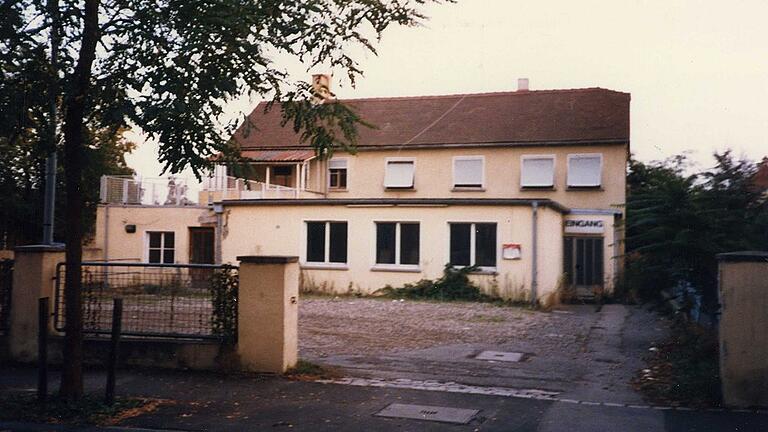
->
42 0 60 245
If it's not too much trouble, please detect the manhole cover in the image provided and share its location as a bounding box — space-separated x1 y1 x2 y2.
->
475 350 524 362
375 403 479 424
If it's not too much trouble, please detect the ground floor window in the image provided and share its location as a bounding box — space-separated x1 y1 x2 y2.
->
375 222 420 266
306 221 348 264
449 223 497 268
147 231 175 264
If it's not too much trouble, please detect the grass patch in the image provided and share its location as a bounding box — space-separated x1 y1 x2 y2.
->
0 394 166 426
633 320 721 408
284 360 340 381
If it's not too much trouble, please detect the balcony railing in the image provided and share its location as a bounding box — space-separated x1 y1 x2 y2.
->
200 176 323 203
100 175 195 206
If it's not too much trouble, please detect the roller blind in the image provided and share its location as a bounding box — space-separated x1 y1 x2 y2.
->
521 157 554 187
454 158 483 187
384 161 415 188
567 155 602 187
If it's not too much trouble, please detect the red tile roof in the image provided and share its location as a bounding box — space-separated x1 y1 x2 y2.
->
239 149 316 162
753 158 768 190
233 88 630 149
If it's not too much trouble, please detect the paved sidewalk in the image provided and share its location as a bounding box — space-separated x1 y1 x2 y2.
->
1 365 767 431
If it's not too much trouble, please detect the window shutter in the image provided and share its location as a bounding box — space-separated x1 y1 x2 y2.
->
568 155 602 187
521 157 554 187
329 159 347 169
454 158 483 187
384 161 415 188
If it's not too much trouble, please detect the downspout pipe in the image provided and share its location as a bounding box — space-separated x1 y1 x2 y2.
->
531 201 538 306
213 203 224 264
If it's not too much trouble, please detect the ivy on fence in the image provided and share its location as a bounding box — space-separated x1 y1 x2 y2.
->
210 265 238 345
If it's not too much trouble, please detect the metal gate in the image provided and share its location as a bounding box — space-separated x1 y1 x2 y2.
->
0 259 12 335
54 261 237 340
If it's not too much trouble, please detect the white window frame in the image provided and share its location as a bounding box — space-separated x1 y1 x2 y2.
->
452 155 485 189
446 222 498 272
302 220 348 269
145 231 175 264
384 157 416 189
567 153 603 187
520 154 556 188
327 157 348 190
371 221 421 271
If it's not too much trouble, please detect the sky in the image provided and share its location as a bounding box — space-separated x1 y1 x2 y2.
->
125 0 768 180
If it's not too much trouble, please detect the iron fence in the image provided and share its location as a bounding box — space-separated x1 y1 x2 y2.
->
0 259 12 334
54 262 238 340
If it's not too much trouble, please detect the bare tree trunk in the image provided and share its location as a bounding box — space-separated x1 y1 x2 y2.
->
59 0 100 400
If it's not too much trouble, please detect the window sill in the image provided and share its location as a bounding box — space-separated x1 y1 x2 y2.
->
328 188 348 192
370 265 422 273
452 187 485 192
384 187 416 191
301 263 349 271
451 266 498 275
520 186 556 191
566 185 603 191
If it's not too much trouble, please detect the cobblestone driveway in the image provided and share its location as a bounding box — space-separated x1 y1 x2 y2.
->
299 297 669 405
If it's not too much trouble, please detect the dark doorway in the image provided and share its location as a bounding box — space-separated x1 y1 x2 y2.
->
189 227 215 264
564 236 604 297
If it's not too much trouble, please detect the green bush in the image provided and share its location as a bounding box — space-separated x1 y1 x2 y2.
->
376 264 496 302
210 265 239 345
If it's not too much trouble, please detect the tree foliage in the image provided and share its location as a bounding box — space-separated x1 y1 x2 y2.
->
624 151 768 310
3 0 447 399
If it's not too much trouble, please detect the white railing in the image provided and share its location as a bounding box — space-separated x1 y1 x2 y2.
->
200 176 323 202
100 175 196 205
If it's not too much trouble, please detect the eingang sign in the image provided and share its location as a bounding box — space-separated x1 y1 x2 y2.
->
564 218 604 234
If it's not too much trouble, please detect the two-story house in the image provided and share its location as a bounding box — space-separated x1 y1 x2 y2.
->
91 77 629 304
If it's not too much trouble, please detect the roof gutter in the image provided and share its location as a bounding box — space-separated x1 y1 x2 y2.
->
219 198 570 214
237 139 629 153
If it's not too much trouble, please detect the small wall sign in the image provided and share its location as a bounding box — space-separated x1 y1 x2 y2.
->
502 243 522 260
564 219 604 234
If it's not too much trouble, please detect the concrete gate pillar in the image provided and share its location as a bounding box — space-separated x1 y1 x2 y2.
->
9 244 65 362
236 255 298 373
717 251 768 408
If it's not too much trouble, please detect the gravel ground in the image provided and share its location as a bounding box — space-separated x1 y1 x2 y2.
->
298 296 599 359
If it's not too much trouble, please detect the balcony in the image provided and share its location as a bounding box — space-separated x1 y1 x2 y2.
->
200 176 324 203
100 175 195 206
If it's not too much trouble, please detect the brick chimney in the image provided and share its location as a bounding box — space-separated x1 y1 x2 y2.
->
517 78 529 92
311 73 333 103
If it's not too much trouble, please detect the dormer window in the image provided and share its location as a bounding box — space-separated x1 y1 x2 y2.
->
453 156 485 189
328 158 348 190
384 158 415 189
520 155 555 188
567 154 603 188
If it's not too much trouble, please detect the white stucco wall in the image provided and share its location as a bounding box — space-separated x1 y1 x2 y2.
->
221 203 567 301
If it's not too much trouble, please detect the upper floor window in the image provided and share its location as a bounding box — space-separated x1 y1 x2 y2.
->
328 158 347 190
520 155 555 188
449 223 497 269
384 158 415 189
453 156 484 189
375 222 420 266
567 154 602 188
147 231 175 264
306 221 348 264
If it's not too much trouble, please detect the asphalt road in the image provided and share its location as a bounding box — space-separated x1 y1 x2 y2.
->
1 366 767 431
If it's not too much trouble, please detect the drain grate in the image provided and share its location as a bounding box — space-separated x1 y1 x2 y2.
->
375 403 479 424
475 350 524 362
